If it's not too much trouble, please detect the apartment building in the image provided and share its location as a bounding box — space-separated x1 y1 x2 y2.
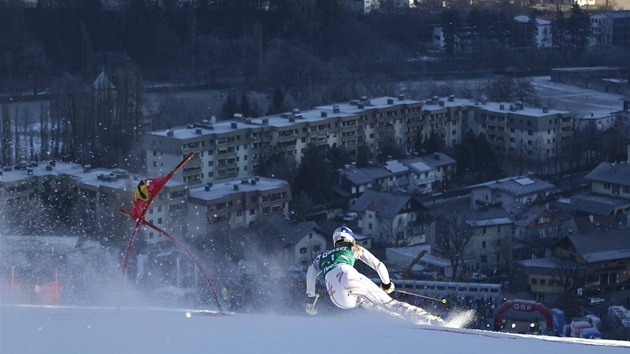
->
471 101 573 159
0 161 69 207
144 95 573 187
590 10 630 47
67 166 189 243
146 95 432 186
186 176 292 235
0 160 191 244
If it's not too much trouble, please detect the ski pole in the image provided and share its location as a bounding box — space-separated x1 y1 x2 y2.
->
306 294 320 315
394 289 447 304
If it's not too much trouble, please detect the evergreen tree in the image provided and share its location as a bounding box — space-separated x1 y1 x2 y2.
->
567 3 590 54
551 6 567 49
268 87 285 115
221 90 239 120
1 104 12 165
441 7 461 56
293 144 335 205
240 92 252 118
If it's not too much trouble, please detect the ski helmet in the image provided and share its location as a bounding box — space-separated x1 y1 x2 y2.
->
333 226 355 244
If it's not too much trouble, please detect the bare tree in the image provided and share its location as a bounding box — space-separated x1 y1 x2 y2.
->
1 103 11 165
552 259 584 295
435 208 474 280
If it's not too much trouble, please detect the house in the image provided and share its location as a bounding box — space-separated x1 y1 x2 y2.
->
505 201 568 260
349 189 429 247
576 111 616 131
580 161 630 225
573 215 619 234
397 157 435 194
554 229 630 299
511 256 578 300
468 175 559 211
335 153 457 201
266 215 327 269
462 208 514 275
512 228 630 305
428 195 513 278
584 161 630 198
403 152 457 191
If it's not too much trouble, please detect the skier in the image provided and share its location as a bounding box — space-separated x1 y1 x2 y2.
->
305 226 443 324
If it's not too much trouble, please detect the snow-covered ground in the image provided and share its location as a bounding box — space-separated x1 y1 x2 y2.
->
1 303 630 354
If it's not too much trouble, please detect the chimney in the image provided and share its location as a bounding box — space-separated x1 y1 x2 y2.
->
233 184 239 191
167 130 174 136
231 122 238 129
387 98 394 104
321 111 327 117
542 107 548 113
333 105 340 113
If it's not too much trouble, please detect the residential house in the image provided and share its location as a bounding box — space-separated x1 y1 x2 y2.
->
468 175 559 211
402 152 457 191
462 208 514 275
555 229 630 300
426 199 513 279
397 158 435 194
576 111 616 131
511 256 576 301
513 228 630 305
505 201 568 260
335 152 457 202
267 215 327 269
573 214 619 234
579 161 630 225
349 189 430 246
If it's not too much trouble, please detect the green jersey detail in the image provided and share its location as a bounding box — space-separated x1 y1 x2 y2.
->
318 244 356 276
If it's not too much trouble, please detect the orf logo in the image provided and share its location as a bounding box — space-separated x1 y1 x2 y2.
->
512 302 535 312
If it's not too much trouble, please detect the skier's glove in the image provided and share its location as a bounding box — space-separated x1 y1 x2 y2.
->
381 281 395 294
307 292 316 298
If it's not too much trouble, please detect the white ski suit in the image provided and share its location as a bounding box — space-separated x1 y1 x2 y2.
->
306 241 441 323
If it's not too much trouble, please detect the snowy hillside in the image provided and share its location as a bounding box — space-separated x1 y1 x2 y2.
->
2 304 629 354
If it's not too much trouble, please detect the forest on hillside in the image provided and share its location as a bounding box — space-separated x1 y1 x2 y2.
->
0 0 628 169
1 0 627 95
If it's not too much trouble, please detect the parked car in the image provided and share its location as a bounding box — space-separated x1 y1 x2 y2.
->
586 297 605 306
342 212 358 222
470 273 488 281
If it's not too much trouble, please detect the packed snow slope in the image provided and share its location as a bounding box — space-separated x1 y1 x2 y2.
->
1 305 629 354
